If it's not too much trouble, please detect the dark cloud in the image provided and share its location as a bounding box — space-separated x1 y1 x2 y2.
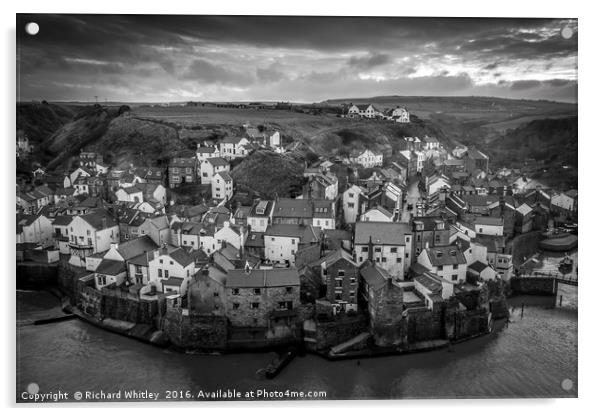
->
16 14 577 102
347 53 391 69
181 59 254 86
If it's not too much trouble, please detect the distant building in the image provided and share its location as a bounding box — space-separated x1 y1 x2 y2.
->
347 103 381 118
350 149 383 168
168 157 198 188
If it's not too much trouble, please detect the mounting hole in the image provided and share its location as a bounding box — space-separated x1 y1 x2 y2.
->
561 26 573 40
25 22 39 36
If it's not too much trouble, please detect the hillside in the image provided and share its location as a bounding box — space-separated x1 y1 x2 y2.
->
17 102 75 144
487 117 577 188
230 150 305 198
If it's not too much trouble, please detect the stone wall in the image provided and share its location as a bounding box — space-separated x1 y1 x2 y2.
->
404 306 444 344
101 292 159 324
371 281 405 347
17 263 58 289
445 308 490 341
510 277 556 295
162 309 228 350
309 314 368 351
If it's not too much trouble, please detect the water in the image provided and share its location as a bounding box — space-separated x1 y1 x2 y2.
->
16 288 577 401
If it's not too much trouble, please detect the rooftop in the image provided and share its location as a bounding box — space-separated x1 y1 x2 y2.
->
226 268 300 288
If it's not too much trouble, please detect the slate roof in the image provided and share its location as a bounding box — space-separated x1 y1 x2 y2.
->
474 216 504 226
354 222 411 246
310 247 356 269
359 263 390 291
265 224 319 244
273 198 313 218
80 210 117 230
216 171 233 182
468 261 489 273
95 259 126 276
162 277 185 287
206 157 229 167
245 232 265 248
414 272 443 293
116 235 158 260
226 268 300 288
52 215 73 226
424 245 467 266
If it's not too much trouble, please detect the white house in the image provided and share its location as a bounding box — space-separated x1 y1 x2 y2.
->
196 145 220 163
360 206 394 222
342 185 367 225
347 104 381 118
211 171 233 201
350 149 383 168
115 186 144 203
198 157 230 184
414 272 455 310
264 224 319 266
353 222 413 277
148 245 196 294
387 106 410 123
214 221 246 251
426 175 450 202
87 236 159 290
423 136 440 151
16 214 54 248
67 211 119 267
551 192 576 212
467 261 497 282
474 216 504 236
417 245 468 284
247 200 274 232
69 167 93 186
219 137 251 160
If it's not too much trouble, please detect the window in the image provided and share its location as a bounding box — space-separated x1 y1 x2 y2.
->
348 203 355 208
375 247 381 252
361 247 368 252
97 275 107 286
405 253 409 258
381 257 387 263
87 230 91 236
159 259 163 264
390 247 397 253
358 257 363 262
453 264 458 270
335 293 342 301
232 288 240 295
254 288 261 295
87 238 92 246
158 269 163 278
169 261 174 265
213 292 219 297
437 266 443 271
337 270 345 277
286 287 293 294
348 193 354 198
232 303 240 310
164 270 169 278
406 237 410 243
452 274 458 281
251 302 259 309
336 280 343 287
291 239 296 244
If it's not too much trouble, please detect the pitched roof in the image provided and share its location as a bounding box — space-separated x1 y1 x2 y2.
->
425 245 467 266
80 210 117 230
216 171 233 182
96 259 126 276
354 222 411 246
359 263 390 291
225 268 300 288
116 235 158 260
265 224 319 244
468 260 489 273
414 272 443 293
206 157 229 167
51 215 73 226
474 216 504 226
273 198 313 218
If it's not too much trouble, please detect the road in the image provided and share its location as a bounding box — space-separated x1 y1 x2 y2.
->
400 177 422 222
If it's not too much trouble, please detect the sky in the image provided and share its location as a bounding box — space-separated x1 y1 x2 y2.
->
16 15 578 103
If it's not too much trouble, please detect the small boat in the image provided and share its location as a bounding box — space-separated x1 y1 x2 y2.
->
558 255 574 273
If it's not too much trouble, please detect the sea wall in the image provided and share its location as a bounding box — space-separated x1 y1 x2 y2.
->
309 314 369 352
17 263 58 289
162 309 228 351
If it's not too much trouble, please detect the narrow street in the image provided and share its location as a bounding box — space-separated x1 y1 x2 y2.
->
400 177 421 222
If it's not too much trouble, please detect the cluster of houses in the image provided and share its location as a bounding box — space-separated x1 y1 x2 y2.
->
16 121 577 351
346 103 411 123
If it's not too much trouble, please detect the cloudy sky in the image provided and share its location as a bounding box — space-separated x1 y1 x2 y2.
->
16 14 578 103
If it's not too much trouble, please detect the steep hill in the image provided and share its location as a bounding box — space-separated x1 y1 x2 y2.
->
230 150 305 198
17 102 75 144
